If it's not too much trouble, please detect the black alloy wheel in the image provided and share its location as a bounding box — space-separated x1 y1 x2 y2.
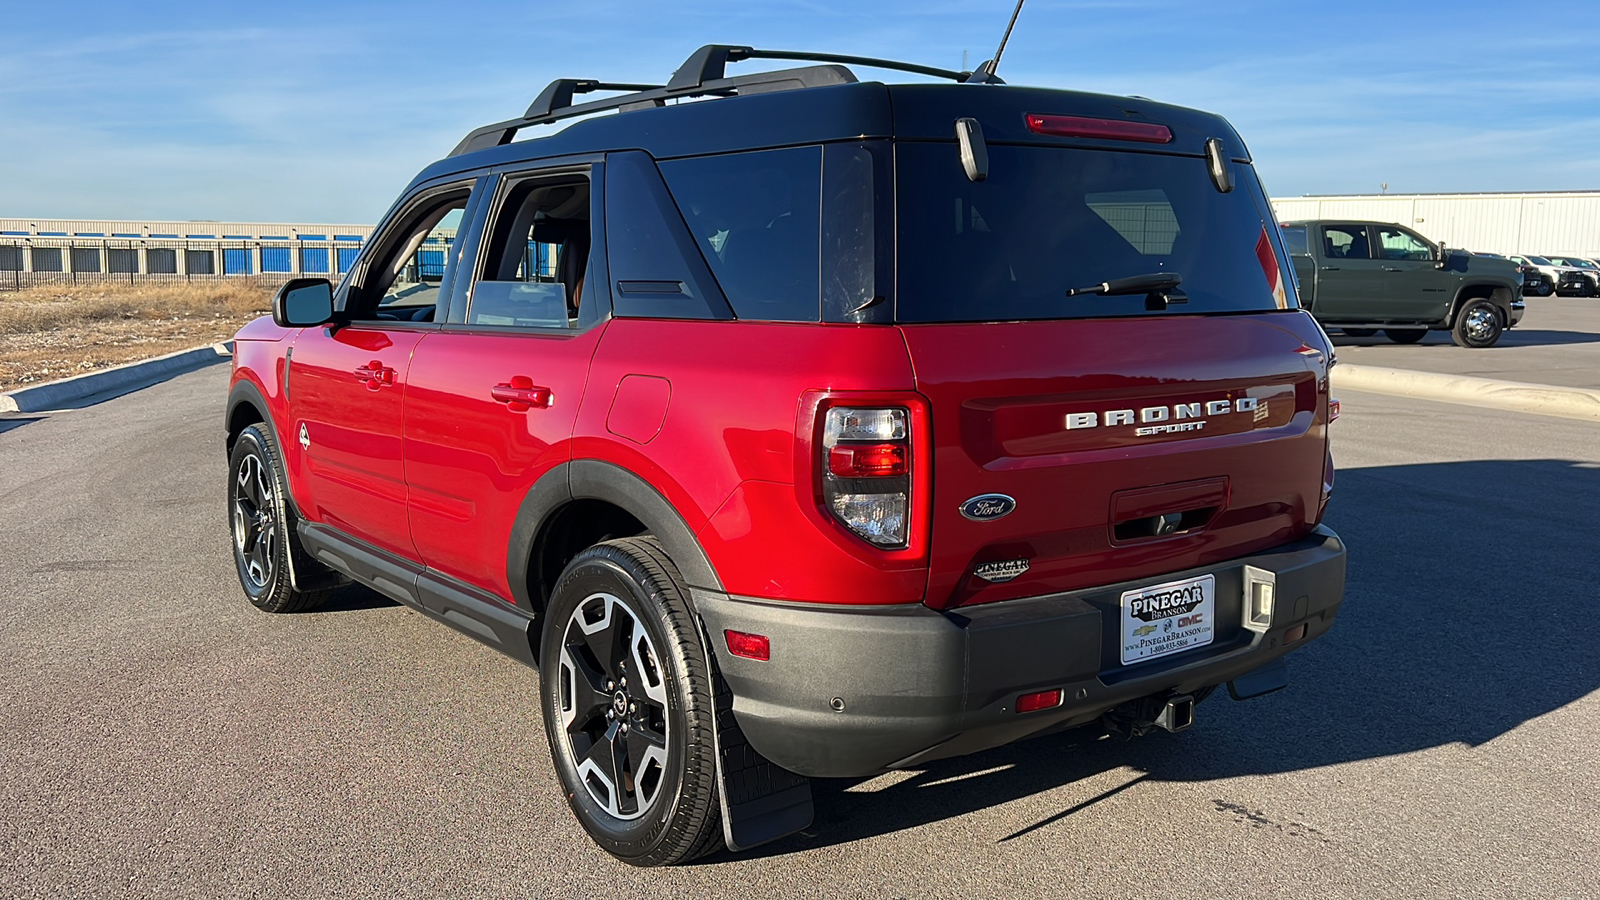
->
227 424 333 613
540 537 722 866
1384 328 1427 344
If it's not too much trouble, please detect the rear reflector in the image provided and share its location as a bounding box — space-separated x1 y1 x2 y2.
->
1329 398 1341 422
724 630 770 661
1015 689 1063 713
828 443 909 477
1025 113 1172 144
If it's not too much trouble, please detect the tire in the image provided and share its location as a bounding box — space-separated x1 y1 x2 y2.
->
1452 300 1503 348
1384 328 1427 344
1341 328 1377 337
227 424 336 613
539 537 723 867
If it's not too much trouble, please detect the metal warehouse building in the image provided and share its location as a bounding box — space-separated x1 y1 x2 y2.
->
1270 192 1600 258
0 218 380 289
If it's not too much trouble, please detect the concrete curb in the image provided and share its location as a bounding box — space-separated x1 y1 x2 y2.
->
0 342 233 414
1333 364 1600 423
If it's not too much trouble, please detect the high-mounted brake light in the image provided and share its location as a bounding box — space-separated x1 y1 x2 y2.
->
1025 113 1172 144
821 407 911 548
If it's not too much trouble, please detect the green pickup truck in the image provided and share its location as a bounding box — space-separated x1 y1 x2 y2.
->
1281 220 1525 348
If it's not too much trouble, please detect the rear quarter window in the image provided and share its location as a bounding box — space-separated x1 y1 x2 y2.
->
660 146 822 322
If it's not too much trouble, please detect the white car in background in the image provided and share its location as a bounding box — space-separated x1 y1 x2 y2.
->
1512 255 1592 297
1543 256 1600 296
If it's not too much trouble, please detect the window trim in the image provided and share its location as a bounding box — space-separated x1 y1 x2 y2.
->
337 175 486 325
446 159 612 335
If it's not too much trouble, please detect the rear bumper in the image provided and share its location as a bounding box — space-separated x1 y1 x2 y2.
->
693 525 1346 778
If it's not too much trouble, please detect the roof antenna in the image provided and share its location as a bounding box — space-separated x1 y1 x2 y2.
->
964 0 1026 84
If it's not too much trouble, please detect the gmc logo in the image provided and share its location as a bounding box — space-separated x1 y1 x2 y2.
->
1177 613 1204 627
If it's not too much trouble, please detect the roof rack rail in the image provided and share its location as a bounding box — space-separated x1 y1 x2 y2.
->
447 44 975 158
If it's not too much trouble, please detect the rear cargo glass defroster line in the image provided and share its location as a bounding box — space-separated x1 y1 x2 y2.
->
894 143 1291 323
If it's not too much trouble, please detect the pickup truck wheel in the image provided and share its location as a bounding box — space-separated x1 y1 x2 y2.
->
227 424 334 613
1341 328 1377 337
540 537 722 867
1384 329 1427 344
1452 300 1502 348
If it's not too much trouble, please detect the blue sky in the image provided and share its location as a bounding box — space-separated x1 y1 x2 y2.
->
3 0 1597 223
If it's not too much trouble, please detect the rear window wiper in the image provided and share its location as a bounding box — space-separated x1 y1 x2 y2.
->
1065 272 1183 297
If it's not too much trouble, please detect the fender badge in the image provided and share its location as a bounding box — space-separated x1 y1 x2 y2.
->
960 494 1016 521
299 423 310 450
974 559 1030 583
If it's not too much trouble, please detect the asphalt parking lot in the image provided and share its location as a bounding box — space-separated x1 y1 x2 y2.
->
1329 296 1600 390
2 365 1598 899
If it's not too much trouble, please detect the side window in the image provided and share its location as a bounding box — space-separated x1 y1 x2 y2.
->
659 146 822 322
1321 224 1370 260
468 173 596 330
1376 227 1432 261
353 188 472 322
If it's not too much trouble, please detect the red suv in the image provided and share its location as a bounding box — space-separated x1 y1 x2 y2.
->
225 45 1346 866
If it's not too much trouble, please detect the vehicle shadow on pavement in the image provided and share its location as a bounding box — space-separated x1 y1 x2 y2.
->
1330 328 1600 348
315 583 400 612
720 458 1600 859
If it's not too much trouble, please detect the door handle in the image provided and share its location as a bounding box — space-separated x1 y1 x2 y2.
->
1320 266 1340 271
491 376 553 411
353 359 396 388
1383 266 1403 272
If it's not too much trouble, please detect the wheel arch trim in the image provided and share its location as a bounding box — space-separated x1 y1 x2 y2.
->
506 459 725 615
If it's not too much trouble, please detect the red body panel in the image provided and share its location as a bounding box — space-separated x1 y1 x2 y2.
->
576 319 924 605
899 310 1332 609
286 324 427 559
402 327 604 597
232 306 1329 612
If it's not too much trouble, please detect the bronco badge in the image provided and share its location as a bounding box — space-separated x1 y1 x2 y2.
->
960 494 1016 521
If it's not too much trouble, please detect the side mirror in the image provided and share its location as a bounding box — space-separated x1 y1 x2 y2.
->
1434 243 1448 269
272 278 334 327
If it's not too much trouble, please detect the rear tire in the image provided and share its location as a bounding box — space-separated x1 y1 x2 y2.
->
539 537 723 867
1452 300 1503 348
228 424 336 613
1384 328 1427 344
1341 328 1377 337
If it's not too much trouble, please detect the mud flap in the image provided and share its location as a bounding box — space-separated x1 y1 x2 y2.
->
699 623 814 851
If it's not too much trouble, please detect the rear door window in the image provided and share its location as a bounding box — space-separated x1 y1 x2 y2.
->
893 143 1290 323
659 146 822 322
1321 224 1371 260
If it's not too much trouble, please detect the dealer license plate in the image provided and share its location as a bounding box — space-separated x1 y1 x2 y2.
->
1120 574 1216 665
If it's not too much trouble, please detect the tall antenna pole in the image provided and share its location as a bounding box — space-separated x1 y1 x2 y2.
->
984 0 1027 77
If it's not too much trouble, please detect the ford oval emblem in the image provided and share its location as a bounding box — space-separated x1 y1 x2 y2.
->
960 494 1016 521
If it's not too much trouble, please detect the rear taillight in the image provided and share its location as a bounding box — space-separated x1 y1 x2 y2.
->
1025 113 1172 144
821 407 911 548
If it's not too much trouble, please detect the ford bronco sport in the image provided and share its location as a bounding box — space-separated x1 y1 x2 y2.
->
225 44 1347 866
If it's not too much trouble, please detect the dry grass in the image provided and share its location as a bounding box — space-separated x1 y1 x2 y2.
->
0 281 273 392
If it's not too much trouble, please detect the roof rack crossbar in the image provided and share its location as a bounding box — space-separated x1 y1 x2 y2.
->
524 80 665 119
448 44 971 158
666 44 967 92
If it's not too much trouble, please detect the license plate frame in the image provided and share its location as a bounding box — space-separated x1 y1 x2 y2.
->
1119 573 1216 665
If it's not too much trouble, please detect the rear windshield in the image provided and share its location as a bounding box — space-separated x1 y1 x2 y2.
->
894 143 1291 323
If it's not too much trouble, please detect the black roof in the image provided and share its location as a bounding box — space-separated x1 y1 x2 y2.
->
408 44 1250 188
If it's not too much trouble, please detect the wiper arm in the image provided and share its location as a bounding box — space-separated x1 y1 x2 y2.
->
1065 272 1183 297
